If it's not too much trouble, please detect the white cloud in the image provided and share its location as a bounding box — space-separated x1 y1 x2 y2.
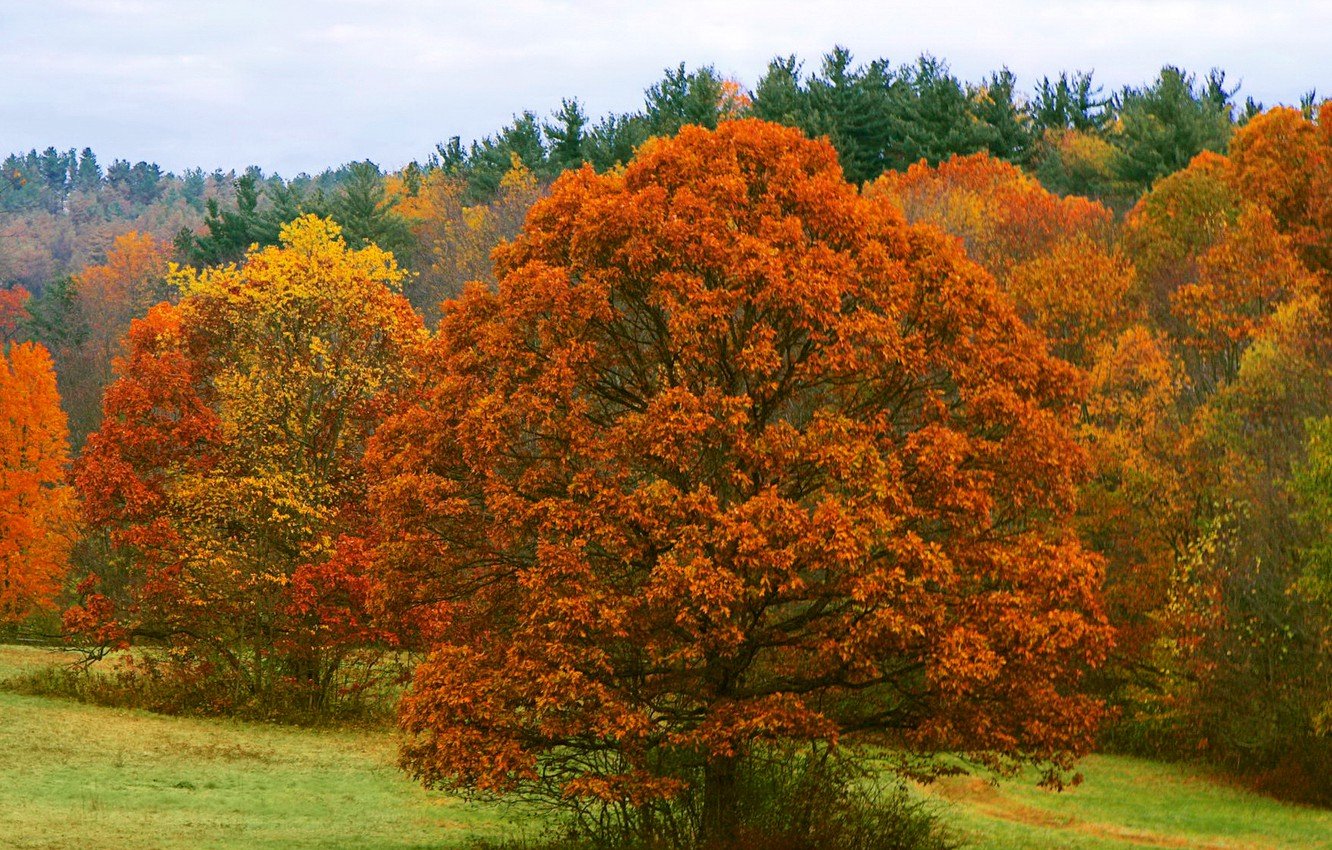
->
0 0 1327 174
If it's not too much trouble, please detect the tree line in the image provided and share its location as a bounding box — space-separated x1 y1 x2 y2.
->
2 47 1331 848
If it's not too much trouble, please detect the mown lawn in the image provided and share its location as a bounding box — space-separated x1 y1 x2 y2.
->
3 644 1331 850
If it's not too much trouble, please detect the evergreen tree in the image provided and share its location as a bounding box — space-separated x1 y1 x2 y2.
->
329 160 414 261
886 54 989 170
751 55 810 128
38 147 70 192
804 47 898 182
642 63 728 134
971 68 1035 163
75 148 101 191
544 98 588 172
462 112 547 201
126 162 164 205
1031 71 1110 134
584 112 649 170
1112 65 1234 192
178 173 316 266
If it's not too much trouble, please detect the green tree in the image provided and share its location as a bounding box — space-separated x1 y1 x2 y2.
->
885 54 989 171
1112 66 1234 192
971 68 1035 163
178 173 319 267
544 98 589 172
74 148 102 191
643 62 729 134
1030 71 1110 135
460 112 547 202
329 161 414 261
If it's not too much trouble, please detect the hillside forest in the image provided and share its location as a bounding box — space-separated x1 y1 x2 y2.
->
3 49 1332 848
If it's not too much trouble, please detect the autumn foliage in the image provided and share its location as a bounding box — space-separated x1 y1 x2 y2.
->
871 154 1135 366
0 286 30 344
0 341 77 623
369 120 1111 843
68 217 423 715
29 75 1332 830
392 158 543 324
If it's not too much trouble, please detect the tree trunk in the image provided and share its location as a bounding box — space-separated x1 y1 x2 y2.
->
700 753 740 848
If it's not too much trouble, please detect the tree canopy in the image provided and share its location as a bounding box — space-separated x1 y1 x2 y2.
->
369 119 1111 845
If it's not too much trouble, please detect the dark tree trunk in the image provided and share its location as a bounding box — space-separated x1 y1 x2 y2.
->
700 753 740 848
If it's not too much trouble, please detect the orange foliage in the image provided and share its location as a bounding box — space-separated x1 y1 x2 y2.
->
0 342 77 622
718 77 752 119
371 121 1111 834
871 152 1133 366
0 286 30 343
61 230 173 443
75 231 172 326
1125 147 1316 390
1228 105 1332 274
1122 151 1238 291
1006 236 1136 364
1170 205 1314 372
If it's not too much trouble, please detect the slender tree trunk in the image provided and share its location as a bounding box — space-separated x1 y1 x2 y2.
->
700 753 740 848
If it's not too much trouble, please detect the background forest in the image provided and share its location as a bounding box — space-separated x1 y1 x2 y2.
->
3 47 1332 849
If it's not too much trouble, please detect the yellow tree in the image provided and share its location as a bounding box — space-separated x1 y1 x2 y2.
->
394 157 542 322
69 217 424 715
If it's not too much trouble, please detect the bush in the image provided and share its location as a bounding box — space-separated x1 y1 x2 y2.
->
2 647 411 726
728 748 958 850
474 745 958 850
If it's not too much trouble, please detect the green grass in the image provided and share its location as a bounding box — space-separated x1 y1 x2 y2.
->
0 645 516 850
3 644 1331 850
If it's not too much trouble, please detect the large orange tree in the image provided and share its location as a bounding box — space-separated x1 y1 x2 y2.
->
370 120 1111 845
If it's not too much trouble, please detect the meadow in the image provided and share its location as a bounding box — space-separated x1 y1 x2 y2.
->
4 644 1329 850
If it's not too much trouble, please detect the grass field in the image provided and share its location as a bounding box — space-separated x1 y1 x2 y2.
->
3 644 1330 850
0 645 517 850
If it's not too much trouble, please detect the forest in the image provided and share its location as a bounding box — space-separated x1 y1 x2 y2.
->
3 48 1332 849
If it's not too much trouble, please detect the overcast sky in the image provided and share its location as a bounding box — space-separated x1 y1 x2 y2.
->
1 0 1327 176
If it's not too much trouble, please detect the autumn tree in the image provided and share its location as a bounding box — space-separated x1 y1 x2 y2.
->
67 217 423 716
394 158 542 323
0 285 30 343
1074 325 1194 708
369 120 1111 846
62 231 173 443
1227 102 1332 276
1155 294 1332 798
0 341 77 624
1124 148 1314 396
871 152 1135 368
1168 205 1314 387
